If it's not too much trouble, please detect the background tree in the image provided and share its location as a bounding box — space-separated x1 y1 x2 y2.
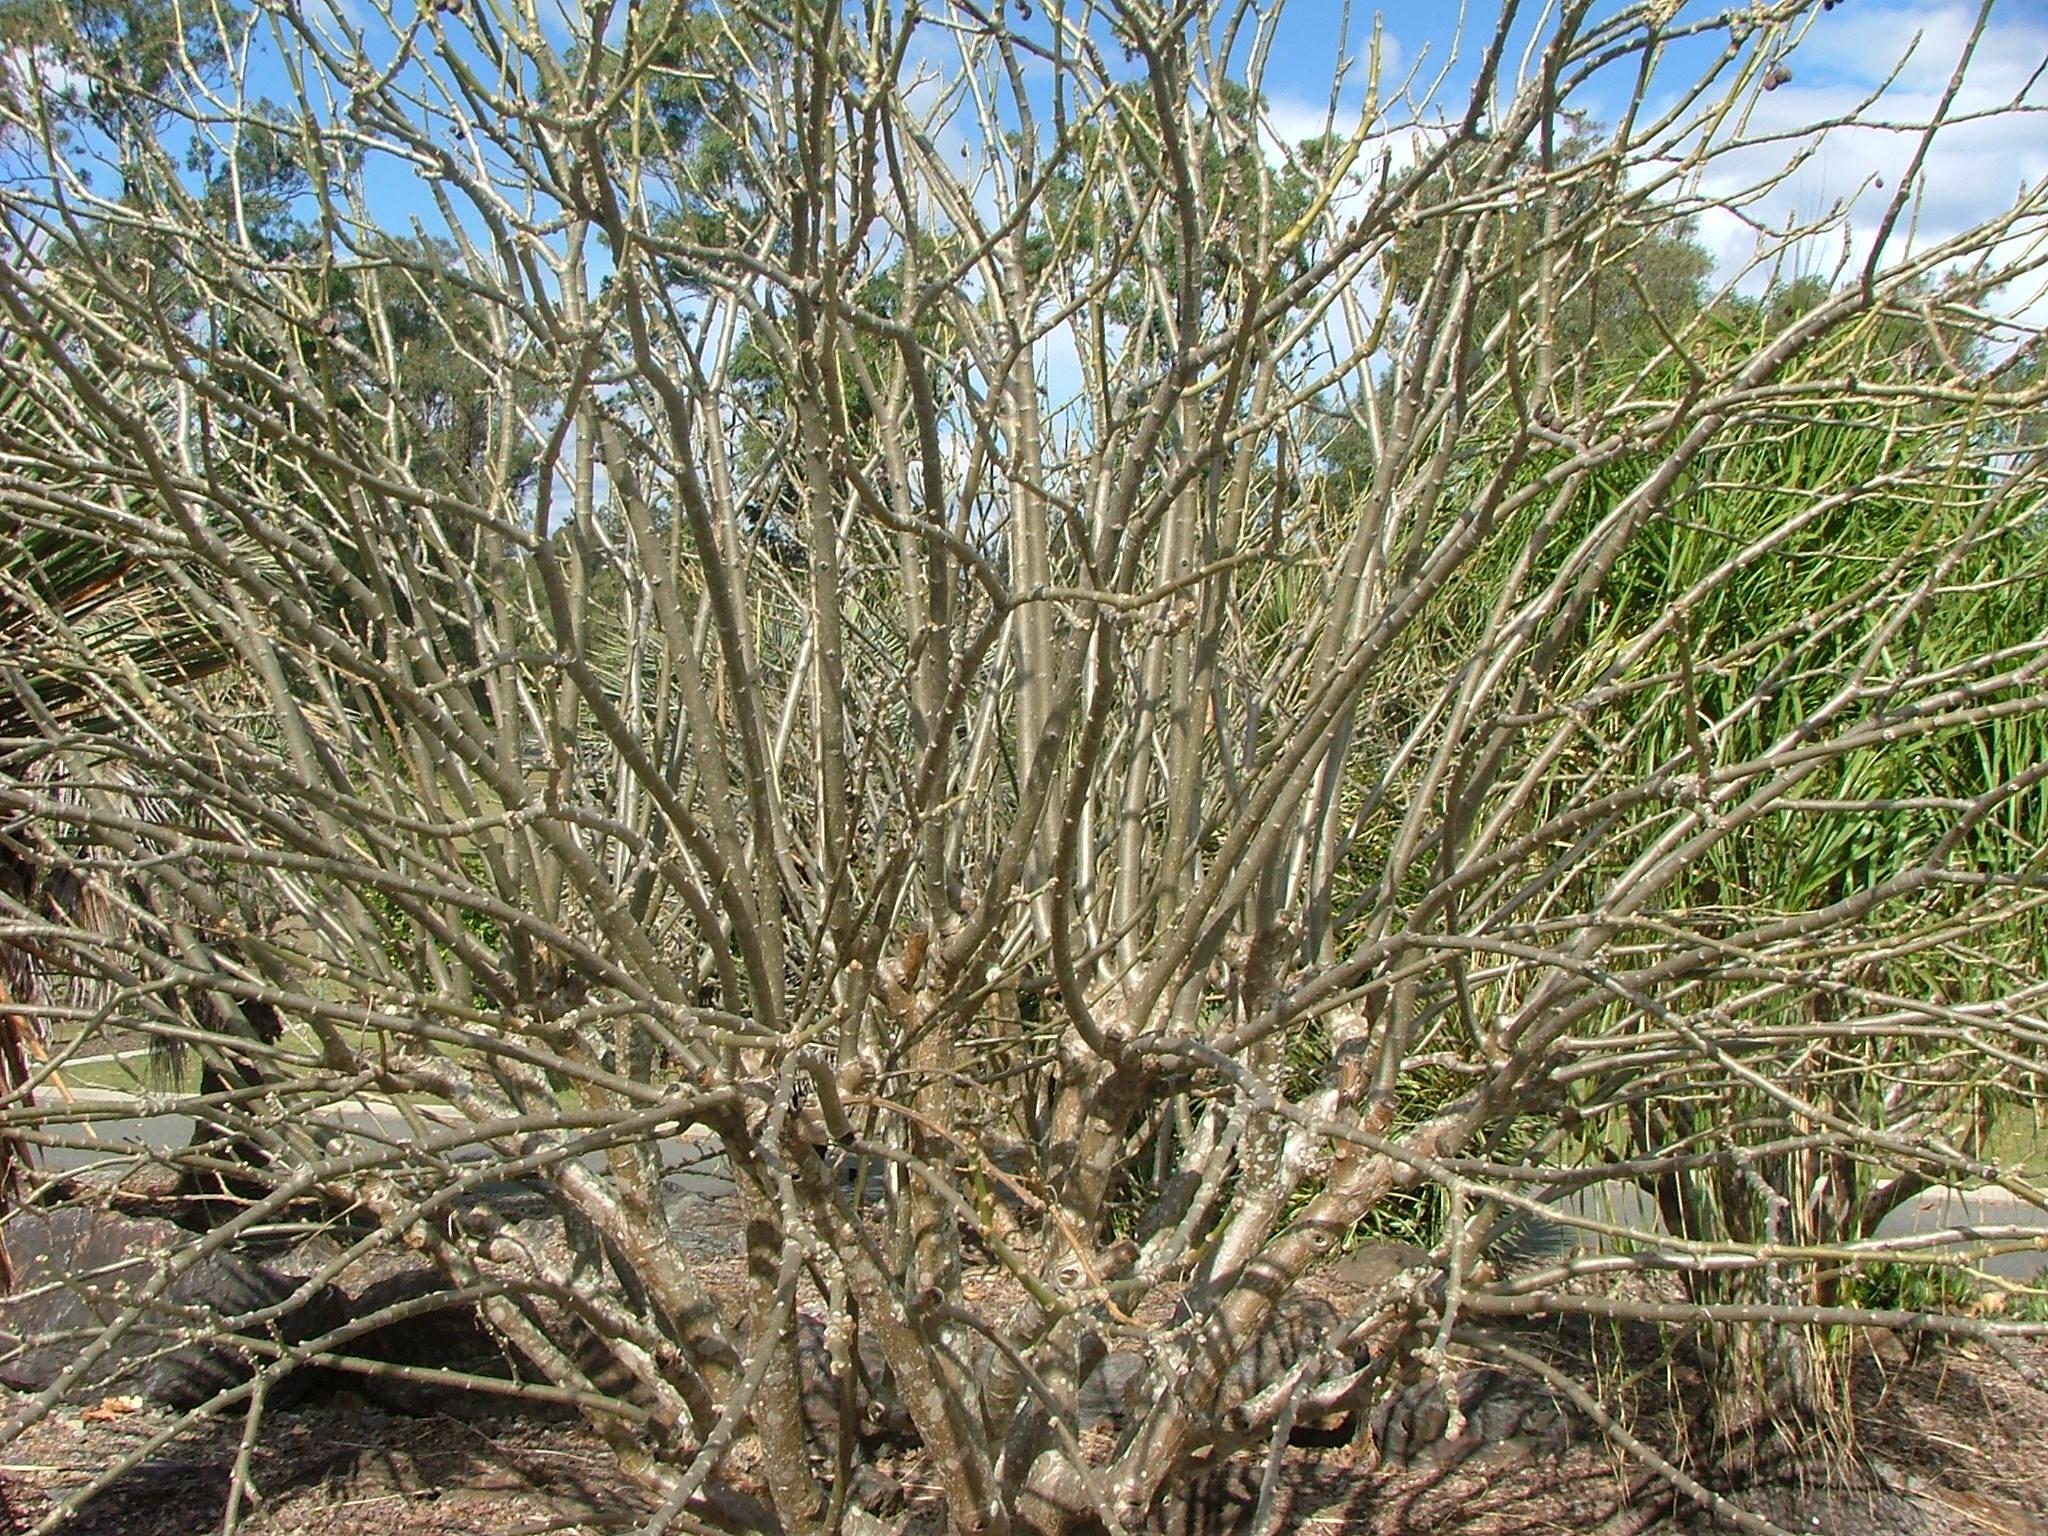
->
2 2 2046 1534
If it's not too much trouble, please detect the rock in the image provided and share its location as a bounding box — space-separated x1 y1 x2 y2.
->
1328 1241 1431 1295
1370 1366 1575 1467
1078 1349 1145 1426
795 1312 913 1448
1078 1291 1368 1439
846 1462 906 1516
0 1206 514 1415
1217 1294 1344 1417
270 1246 504 1413
0 1206 342 1408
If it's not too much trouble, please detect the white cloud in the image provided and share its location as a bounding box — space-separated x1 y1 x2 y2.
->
1 43 92 116
1798 3 2043 98
1259 46 1408 150
1664 3 2048 311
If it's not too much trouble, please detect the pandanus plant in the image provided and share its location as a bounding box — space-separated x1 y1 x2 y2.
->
1 315 261 1235
1376 289 2048 1422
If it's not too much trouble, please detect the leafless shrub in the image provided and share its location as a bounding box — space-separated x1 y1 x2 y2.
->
2 0 2047 1532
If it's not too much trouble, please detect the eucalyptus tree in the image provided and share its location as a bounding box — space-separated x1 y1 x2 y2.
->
1 1 2046 1535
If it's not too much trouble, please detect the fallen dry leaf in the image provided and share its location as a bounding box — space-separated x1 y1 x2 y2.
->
79 1396 143 1422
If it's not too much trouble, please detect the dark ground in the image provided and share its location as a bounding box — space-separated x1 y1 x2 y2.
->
4 1174 2046 1536
6 1308 2047 1535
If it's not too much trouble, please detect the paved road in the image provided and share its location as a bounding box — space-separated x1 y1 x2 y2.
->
1535 1181 2048 1282
1875 1186 2048 1281
22 1091 2048 1282
21 1088 741 1203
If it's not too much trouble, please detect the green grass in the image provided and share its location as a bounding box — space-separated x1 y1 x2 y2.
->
1849 1260 1977 1315
1984 1110 2048 1180
39 1050 189 1095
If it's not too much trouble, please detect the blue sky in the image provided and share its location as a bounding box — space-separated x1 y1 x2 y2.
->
1247 0 2048 300
21 0 2029 317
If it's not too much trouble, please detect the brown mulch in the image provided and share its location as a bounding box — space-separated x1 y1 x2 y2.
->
4 1189 2045 1536
6 1326 2047 1536
0 1393 652 1536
